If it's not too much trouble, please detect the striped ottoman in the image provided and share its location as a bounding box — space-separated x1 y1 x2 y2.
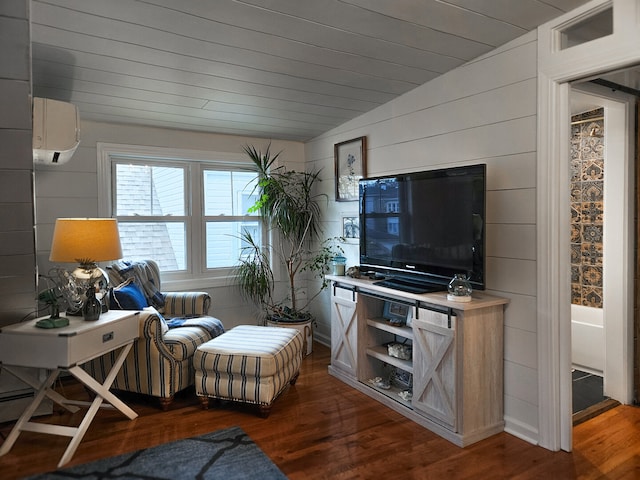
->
194 325 303 417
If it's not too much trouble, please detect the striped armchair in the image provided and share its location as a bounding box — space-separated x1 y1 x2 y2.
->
83 260 225 410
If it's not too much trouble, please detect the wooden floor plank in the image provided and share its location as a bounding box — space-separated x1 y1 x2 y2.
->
1 343 639 479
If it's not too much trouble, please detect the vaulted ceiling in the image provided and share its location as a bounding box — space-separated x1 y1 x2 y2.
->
31 0 593 142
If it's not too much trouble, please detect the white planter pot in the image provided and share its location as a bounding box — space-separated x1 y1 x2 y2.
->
267 318 313 356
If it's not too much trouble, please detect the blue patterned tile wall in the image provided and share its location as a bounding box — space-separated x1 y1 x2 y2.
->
570 108 604 308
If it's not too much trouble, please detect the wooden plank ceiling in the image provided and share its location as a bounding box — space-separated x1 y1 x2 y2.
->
31 0 592 141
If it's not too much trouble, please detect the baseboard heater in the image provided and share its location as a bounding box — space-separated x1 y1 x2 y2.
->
0 368 53 423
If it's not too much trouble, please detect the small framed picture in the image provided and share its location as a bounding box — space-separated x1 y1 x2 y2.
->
342 216 359 240
382 301 411 326
334 136 366 202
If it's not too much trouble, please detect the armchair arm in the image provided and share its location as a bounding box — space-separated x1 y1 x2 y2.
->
138 309 174 360
163 291 211 317
83 309 183 399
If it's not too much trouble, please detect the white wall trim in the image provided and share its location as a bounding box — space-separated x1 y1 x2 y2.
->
504 415 540 446
536 73 572 452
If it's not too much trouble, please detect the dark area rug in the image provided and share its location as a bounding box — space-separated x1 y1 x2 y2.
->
572 369 605 413
25 426 287 480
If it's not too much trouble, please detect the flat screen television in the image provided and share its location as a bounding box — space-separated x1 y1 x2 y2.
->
359 164 486 293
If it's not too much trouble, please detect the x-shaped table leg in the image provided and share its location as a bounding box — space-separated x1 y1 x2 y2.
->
0 342 137 467
0 365 80 414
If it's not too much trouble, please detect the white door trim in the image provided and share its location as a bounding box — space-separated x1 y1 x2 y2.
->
537 0 640 452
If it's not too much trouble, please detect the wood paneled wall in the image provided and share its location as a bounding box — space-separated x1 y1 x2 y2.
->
0 0 35 327
305 31 541 443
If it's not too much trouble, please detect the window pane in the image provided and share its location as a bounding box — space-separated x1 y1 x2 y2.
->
115 164 185 216
119 222 186 271
203 170 259 216
560 7 613 50
206 221 261 268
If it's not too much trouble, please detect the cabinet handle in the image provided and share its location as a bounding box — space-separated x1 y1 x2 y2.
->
416 302 457 329
333 282 357 301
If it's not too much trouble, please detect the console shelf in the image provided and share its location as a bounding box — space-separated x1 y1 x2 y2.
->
327 275 508 447
365 381 412 409
366 317 413 339
366 345 413 373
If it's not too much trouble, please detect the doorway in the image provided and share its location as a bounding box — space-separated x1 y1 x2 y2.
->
568 84 637 423
537 0 640 452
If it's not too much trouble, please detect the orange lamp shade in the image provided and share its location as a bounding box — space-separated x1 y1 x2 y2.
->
49 218 123 264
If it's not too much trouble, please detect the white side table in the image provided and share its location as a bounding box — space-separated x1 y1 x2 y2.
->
0 310 140 467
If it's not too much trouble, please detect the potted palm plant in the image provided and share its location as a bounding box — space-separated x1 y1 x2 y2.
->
234 144 341 353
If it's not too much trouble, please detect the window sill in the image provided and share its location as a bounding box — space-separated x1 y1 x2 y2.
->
162 275 234 292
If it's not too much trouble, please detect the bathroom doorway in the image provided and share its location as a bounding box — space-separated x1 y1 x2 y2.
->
569 80 638 424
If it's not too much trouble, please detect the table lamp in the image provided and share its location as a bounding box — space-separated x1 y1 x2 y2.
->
49 218 123 315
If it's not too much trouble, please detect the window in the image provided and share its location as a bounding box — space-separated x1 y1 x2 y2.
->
98 144 261 287
559 5 613 50
202 169 261 269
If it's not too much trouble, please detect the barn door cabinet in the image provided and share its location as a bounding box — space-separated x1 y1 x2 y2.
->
327 275 508 447
329 283 358 378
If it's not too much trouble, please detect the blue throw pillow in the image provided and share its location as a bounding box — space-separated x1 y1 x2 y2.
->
110 279 149 310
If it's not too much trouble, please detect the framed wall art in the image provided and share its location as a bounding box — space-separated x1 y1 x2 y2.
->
334 136 366 202
342 216 359 240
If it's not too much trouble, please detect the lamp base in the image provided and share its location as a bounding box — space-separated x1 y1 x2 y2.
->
70 264 110 314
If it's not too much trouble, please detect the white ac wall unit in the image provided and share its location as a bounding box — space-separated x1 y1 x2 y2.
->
32 97 80 165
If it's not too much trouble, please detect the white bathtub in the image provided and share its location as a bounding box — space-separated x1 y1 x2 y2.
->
571 304 604 375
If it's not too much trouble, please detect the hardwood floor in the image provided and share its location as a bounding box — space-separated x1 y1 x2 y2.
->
1 343 639 479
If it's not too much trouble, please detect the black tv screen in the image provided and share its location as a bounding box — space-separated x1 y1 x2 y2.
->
359 164 486 292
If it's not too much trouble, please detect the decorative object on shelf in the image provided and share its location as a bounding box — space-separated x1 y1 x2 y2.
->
332 255 346 276
334 136 366 202
82 286 102 321
345 266 361 278
47 267 84 314
35 267 91 327
234 144 343 334
447 273 473 302
35 287 69 328
395 370 412 390
398 390 413 401
49 218 123 314
387 341 412 360
382 300 411 326
368 376 391 390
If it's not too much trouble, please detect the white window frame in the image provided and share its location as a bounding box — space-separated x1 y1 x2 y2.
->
97 142 262 290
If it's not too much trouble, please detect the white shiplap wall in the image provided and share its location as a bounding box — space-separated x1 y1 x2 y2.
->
0 0 35 326
0 0 55 424
306 31 541 443
34 121 305 331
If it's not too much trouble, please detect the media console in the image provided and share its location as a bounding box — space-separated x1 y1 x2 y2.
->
326 275 508 447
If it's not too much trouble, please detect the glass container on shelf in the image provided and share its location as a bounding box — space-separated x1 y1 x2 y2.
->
447 273 472 302
332 256 347 276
